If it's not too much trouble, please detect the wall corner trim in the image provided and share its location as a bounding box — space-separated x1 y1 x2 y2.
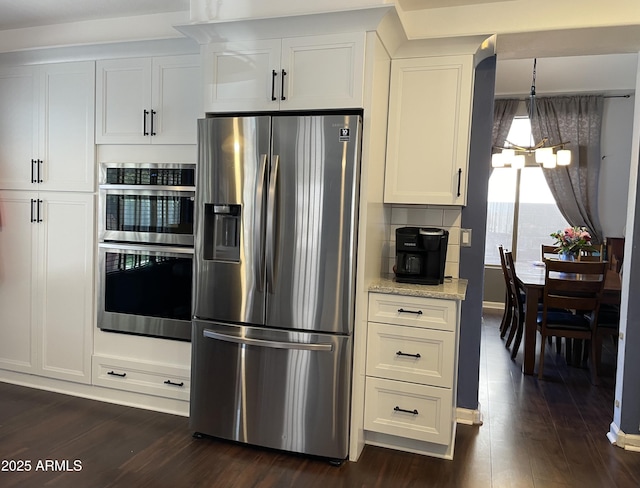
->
608 421 640 452
456 405 483 426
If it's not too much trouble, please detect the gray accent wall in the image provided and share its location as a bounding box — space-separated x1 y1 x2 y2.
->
458 55 496 410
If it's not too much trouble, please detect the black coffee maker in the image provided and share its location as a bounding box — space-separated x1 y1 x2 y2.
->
395 227 449 285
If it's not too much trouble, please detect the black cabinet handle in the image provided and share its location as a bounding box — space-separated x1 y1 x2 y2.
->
457 168 462 197
394 406 419 415
143 109 149 136
107 371 126 378
30 199 36 223
150 110 156 136
396 351 421 359
398 308 422 315
37 199 42 223
31 159 37 183
38 159 43 183
271 70 277 101
164 380 184 387
281 69 287 101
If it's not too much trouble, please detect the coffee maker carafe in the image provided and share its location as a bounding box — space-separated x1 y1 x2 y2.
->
395 227 449 285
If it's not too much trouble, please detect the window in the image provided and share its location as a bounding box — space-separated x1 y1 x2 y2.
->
485 117 569 265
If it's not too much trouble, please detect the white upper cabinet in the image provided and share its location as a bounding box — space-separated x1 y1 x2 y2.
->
203 33 365 112
0 62 95 192
384 55 474 205
96 55 201 145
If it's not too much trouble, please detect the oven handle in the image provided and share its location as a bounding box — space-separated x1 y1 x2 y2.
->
98 242 194 255
203 329 333 352
98 185 195 192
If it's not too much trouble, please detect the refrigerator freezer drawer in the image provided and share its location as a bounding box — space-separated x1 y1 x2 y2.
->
189 320 352 460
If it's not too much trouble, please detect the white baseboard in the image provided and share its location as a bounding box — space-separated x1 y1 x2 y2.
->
608 421 640 452
456 404 483 425
482 301 504 311
0 370 189 417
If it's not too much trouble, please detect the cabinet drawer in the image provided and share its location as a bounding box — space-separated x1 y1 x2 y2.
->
366 322 454 387
368 293 457 331
364 377 453 445
92 355 190 401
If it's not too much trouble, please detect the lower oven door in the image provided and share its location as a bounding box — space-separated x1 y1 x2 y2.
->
98 243 193 341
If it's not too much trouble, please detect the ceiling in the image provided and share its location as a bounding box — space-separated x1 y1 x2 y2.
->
0 0 189 30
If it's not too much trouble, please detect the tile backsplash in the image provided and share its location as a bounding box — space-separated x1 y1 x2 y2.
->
384 204 462 279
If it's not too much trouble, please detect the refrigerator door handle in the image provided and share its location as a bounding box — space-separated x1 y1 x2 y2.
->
255 154 268 292
266 154 279 294
203 329 333 352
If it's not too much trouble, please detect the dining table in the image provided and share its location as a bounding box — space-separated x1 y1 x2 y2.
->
514 259 622 375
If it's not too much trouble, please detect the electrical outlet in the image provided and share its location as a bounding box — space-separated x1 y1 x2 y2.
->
461 228 472 247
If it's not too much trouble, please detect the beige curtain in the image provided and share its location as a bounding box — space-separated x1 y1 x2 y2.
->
529 96 604 244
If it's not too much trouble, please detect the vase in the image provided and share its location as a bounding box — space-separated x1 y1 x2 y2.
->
559 251 576 261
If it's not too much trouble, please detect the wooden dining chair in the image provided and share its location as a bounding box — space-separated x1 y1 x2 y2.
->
497 245 514 339
503 250 525 358
537 259 607 384
541 244 559 259
578 243 604 262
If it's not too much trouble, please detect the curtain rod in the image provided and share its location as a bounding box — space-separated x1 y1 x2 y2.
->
509 94 631 101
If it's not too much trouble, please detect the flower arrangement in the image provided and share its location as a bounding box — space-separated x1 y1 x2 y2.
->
549 226 595 256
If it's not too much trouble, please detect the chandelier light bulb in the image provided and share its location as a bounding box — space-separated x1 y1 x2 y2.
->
535 147 553 164
557 149 571 166
491 153 505 168
512 155 526 169
542 155 557 169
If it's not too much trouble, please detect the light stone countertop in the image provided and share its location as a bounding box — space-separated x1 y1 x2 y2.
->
369 275 468 301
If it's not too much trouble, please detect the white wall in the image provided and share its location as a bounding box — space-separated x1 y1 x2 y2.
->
601 96 635 238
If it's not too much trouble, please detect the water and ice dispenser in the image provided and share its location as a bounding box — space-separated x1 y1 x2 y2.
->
203 204 241 262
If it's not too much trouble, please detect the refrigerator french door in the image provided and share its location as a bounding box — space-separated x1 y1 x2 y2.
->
190 113 361 460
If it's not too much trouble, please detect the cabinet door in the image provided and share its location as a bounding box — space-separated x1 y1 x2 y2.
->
39 62 95 191
37 193 94 384
384 55 473 205
0 67 39 190
0 191 38 373
203 39 281 112
281 33 364 110
96 58 152 144
151 55 201 144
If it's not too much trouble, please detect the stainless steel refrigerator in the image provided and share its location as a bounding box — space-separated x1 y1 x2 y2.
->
190 113 361 461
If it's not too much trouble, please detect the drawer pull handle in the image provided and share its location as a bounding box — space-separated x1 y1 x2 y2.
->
107 371 126 378
164 380 184 387
396 351 421 359
398 308 422 315
394 406 419 415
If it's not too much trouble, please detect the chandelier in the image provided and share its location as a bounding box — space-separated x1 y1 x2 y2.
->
492 58 571 169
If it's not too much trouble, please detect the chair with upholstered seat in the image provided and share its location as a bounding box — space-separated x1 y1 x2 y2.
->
578 244 604 262
537 259 607 384
541 244 559 259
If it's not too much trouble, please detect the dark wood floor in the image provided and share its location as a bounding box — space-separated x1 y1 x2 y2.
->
1 310 639 488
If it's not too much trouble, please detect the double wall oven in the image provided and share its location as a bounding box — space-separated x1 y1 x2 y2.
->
97 162 195 341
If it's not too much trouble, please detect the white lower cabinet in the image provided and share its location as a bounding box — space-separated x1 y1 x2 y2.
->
0 190 94 383
364 292 460 458
92 355 190 402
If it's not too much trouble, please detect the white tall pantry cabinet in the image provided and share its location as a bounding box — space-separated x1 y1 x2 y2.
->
0 61 95 384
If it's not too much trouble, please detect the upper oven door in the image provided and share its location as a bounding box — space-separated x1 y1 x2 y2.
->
99 162 196 246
